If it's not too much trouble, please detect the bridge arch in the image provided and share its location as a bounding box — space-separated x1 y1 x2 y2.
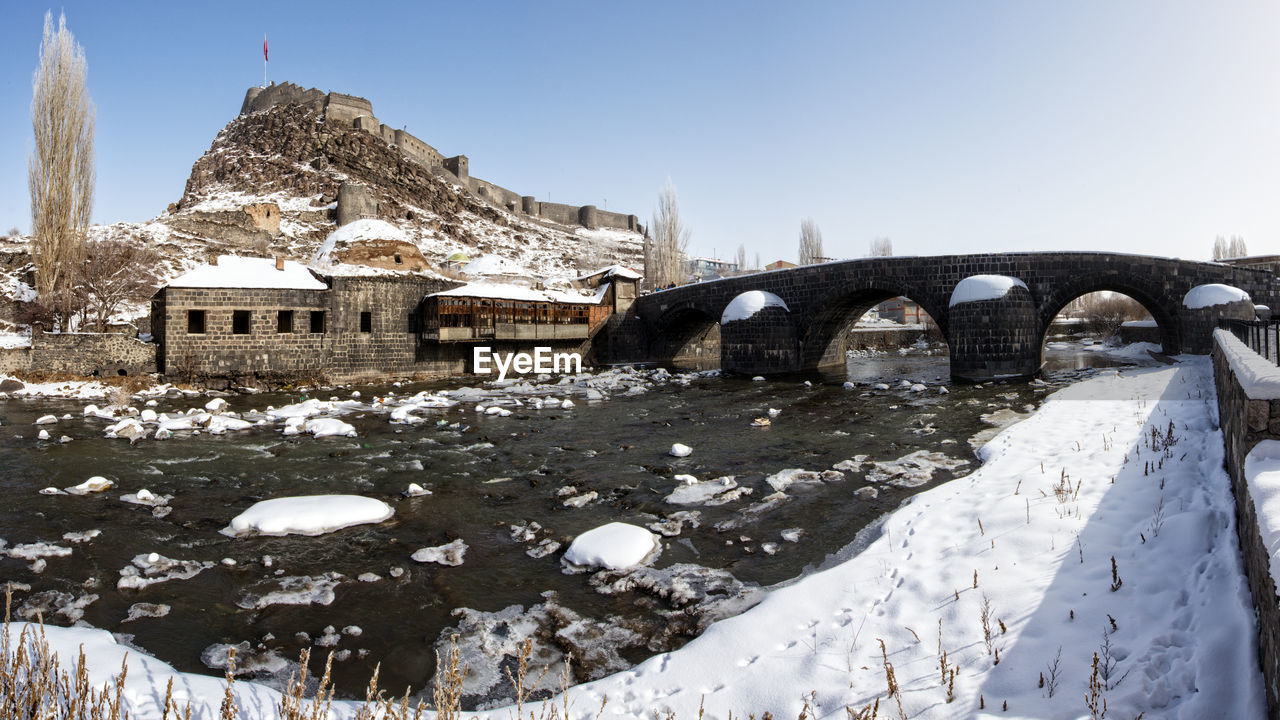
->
650 304 721 369
798 283 949 369
1036 272 1180 356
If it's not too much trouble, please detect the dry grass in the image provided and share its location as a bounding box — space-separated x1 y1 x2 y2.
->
4 588 897 720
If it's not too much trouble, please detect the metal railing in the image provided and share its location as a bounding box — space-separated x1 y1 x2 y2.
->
1219 319 1280 365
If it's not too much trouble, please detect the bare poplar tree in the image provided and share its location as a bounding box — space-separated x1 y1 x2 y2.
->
649 179 690 287
734 244 746 274
798 217 824 265
29 11 95 330
869 236 894 256
1213 235 1248 260
754 251 761 271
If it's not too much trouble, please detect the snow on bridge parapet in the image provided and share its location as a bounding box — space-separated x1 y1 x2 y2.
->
948 274 1028 307
1214 329 1280 399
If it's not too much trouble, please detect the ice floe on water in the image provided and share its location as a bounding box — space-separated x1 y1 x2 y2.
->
117 553 214 590
236 573 343 610
863 449 970 487
410 538 468 566
664 475 750 506
221 495 394 537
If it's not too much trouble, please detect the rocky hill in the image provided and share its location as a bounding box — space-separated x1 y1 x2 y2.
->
2 93 644 334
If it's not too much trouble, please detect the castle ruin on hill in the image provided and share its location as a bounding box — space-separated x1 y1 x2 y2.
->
241 82 642 233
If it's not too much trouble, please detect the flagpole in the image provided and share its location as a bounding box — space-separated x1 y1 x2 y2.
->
263 35 268 87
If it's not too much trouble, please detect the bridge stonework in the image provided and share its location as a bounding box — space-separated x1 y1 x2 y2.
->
621 252 1280 382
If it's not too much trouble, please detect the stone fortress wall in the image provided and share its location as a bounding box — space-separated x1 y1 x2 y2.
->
241 83 642 233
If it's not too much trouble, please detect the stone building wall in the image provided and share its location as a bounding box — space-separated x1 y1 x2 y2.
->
153 274 467 386
1212 330 1280 719
325 275 459 380
153 286 330 381
0 347 30 374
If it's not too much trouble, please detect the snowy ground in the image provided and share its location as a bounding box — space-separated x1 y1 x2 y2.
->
4 357 1267 719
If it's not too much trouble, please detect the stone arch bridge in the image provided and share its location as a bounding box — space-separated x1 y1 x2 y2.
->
625 252 1279 382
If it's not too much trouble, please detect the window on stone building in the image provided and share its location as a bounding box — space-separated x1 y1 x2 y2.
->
232 310 251 335
407 312 418 334
277 310 294 334
310 311 326 334
360 311 372 333
187 310 206 334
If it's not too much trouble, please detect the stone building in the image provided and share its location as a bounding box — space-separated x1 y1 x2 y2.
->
151 255 456 386
150 255 642 386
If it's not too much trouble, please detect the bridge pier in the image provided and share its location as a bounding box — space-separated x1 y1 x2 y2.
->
948 282 1041 382
720 296 800 376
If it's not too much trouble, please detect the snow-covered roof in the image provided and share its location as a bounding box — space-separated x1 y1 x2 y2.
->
167 256 327 291
429 282 608 305
949 274 1028 307
576 264 642 282
721 290 789 323
313 219 409 267
1184 283 1251 309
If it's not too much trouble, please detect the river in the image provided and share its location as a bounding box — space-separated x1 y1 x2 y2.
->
0 341 1156 707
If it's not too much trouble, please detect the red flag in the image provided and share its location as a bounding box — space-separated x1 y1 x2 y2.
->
263 36 268 62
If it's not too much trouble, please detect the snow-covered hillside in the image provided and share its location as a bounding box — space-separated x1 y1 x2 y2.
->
0 101 644 329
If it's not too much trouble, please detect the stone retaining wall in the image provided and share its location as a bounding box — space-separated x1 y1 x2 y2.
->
1212 329 1280 718
29 331 156 376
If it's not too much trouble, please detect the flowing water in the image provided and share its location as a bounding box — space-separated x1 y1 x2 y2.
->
0 341 1155 705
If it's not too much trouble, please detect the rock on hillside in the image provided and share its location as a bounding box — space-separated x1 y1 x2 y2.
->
173 102 643 280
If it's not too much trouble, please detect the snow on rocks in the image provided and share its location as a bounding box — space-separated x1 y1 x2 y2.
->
117 553 214 591
405 483 431 497
66 476 113 495
221 495 394 537
1183 283 1251 309
410 538 468 566
563 522 660 572
668 442 693 457
720 290 790 323
300 417 357 438
948 273 1028 306
35 414 57 425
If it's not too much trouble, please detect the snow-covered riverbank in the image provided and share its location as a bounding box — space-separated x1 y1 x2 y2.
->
5 357 1265 719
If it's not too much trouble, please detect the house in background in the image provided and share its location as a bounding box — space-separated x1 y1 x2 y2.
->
875 297 926 325
764 260 797 271
686 257 738 281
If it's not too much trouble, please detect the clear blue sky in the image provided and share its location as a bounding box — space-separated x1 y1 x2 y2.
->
2 1 1278 263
